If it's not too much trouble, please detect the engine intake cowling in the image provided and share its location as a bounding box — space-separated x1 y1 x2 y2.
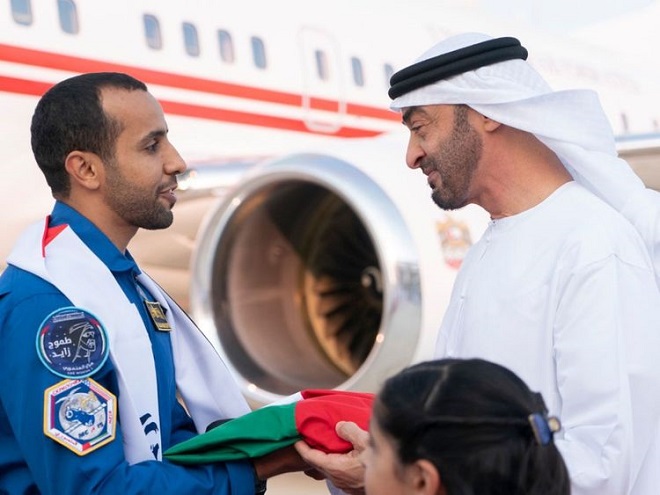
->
189 142 488 407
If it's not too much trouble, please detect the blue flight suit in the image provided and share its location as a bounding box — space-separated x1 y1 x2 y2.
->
0 202 254 494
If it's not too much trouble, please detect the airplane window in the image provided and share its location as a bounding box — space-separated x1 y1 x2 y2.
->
143 14 162 50
183 22 200 57
251 36 267 69
384 63 394 86
10 0 32 25
57 0 79 34
620 112 630 134
217 29 235 63
351 57 365 87
315 49 329 81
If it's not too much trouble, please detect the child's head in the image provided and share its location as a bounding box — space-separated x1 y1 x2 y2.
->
364 358 570 495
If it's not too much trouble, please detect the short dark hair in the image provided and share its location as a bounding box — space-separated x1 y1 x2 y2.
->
375 358 570 495
30 72 147 197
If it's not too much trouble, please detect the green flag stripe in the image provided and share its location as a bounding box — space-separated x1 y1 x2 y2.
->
164 403 298 463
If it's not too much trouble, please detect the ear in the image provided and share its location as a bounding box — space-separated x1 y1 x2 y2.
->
406 459 443 495
482 115 502 132
466 108 501 134
64 151 103 191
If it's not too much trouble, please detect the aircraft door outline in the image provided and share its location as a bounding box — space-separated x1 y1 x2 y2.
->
297 26 346 134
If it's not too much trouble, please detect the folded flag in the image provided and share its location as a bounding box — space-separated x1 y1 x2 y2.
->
164 389 375 464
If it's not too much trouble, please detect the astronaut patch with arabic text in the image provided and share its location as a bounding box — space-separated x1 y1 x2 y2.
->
36 307 109 379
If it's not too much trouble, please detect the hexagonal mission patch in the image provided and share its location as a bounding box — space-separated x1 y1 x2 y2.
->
43 378 116 455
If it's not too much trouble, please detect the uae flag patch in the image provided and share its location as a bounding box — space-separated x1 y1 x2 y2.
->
164 389 374 463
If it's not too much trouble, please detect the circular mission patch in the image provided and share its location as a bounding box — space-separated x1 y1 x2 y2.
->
36 306 109 379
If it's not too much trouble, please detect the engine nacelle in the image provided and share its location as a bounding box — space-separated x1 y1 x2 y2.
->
129 134 658 408
189 134 490 406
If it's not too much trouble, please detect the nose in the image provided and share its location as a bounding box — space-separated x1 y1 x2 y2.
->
405 137 424 170
164 142 187 176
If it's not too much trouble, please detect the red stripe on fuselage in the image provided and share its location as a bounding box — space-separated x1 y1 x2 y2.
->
160 100 382 137
0 74 381 138
0 43 398 125
0 75 52 97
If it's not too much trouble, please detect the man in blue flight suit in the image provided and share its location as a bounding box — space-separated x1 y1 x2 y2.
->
0 72 304 494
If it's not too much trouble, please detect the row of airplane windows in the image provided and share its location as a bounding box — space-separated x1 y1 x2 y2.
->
10 0 396 90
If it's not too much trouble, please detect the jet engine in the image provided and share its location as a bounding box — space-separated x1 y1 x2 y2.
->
183 134 490 407
129 132 660 408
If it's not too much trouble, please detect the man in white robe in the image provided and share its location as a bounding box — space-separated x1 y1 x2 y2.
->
295 33 660 495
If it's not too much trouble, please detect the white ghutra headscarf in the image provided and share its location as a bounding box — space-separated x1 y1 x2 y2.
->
390 32 660 288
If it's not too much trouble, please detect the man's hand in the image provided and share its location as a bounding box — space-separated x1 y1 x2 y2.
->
252 444 309 480
294 421 368 495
